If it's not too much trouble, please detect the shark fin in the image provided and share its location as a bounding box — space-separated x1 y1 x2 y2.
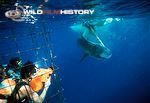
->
80 53 89 62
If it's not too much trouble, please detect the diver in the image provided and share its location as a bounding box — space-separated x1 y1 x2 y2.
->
0 65 9 92
0 64 9 81
0 65 13 103
0 57 22 97
7 57 23 80
1 61 51 103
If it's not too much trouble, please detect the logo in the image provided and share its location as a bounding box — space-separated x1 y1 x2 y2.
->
23 6 43 15
5 5 95 23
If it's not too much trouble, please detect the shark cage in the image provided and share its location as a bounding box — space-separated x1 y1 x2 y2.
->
0 18 65 103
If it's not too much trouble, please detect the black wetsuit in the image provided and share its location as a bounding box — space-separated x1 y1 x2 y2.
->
0 80 33 103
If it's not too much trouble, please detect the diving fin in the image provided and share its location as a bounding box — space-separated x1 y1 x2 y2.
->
80 53 89 62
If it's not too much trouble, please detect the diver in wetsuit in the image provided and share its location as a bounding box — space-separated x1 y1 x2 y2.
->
7 57 22 80
6 61 51 103
0 57 22 97
0 59 51 103
0 64 8 80
0 65 10 103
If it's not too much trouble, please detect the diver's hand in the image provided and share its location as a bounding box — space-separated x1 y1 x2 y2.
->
44 77 51 88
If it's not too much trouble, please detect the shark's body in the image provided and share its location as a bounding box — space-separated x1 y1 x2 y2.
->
70 21 112 60
78 35 112 60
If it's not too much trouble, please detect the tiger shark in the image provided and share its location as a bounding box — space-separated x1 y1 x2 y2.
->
70 22 112 61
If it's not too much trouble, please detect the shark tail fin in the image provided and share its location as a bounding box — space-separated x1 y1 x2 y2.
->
80 53 89 62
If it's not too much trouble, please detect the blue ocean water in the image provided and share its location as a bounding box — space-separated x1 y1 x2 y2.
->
0 0 150 103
